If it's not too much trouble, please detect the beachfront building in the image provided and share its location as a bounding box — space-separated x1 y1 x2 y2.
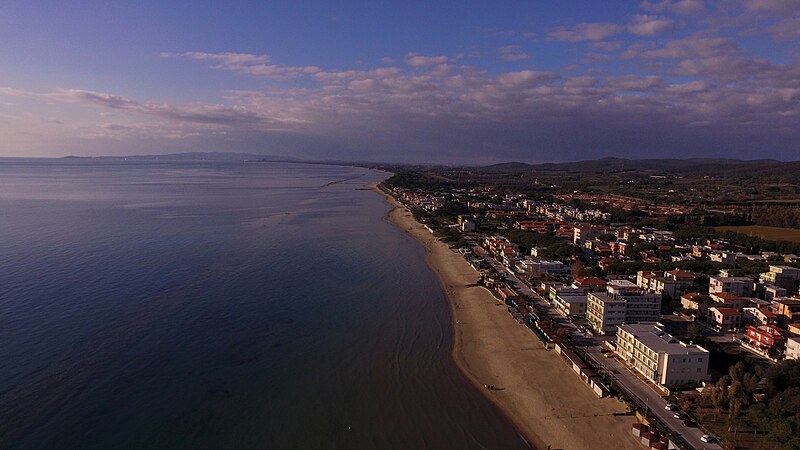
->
587 286 661 335
554 293 588 318
587 292 627 334
616 323 710 389
524 259 570 278
709 276 754 297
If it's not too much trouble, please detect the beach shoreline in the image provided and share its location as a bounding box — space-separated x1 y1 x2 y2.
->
371 183 641 450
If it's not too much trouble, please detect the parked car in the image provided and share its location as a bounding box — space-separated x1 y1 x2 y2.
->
664 403 677 411
700 435 716 443
673 412 684 419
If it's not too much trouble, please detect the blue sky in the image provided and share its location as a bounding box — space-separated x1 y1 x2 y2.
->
1 0 799 163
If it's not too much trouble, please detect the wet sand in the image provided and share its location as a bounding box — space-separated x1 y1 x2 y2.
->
374 186 640 450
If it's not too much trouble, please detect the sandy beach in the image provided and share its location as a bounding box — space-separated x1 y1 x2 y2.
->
374 186 640 450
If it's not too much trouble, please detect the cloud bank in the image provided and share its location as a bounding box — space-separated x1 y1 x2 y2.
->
2 0 799 162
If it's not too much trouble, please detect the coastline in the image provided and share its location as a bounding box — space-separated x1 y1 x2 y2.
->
371 184 641 450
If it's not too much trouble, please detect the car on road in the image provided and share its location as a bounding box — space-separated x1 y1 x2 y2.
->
673 412 685 419
664 403 677 411
700 435 716 443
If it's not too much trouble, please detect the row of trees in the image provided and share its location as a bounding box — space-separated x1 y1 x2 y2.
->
679 360 800 449
748 205 800 229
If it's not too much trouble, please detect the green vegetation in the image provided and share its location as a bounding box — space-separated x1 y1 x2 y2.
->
717 225 800 244
503 229 575 261
677 360 800 450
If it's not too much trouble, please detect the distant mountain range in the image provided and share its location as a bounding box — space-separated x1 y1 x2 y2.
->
63 152 298 162
481 157 800 178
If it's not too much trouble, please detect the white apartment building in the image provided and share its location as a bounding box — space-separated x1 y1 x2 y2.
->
572 225 609 245
709 276 754 297
760 265 800 291
587 286 661 335
786 336 800 360
554 293 588 317
616 323 710 389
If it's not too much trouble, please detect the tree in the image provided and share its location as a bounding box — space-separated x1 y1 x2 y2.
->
687 323 703 342
571 259 587 278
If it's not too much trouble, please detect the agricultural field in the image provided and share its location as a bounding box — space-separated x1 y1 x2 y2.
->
717 225 800 243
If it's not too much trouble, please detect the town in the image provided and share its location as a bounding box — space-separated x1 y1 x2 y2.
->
380 166 800 450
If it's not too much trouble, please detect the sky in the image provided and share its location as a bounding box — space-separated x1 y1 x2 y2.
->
0 0 799 164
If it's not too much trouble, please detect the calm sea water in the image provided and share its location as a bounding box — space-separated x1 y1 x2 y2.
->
0 160 529 449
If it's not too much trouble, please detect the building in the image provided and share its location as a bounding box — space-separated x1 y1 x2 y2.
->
457 215 476 232
572 276 608 292
710 251 747 265
680 293 705 312
554 293 588 317
709 292 750 310
573 225 610 245
636 269 695 299
587 292 627 334
786 337 800 360
708 306 742 331
745 325 786 355
587 286 661 335
531 260 570 278
743 307 778 327
709 276 754 297
772 298 800 324
764 285 788 301
616 323 710 389
759 265 800 291
548 284 584 301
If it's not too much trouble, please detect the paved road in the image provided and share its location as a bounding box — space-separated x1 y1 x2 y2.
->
478 249 722 450
585 348 722 450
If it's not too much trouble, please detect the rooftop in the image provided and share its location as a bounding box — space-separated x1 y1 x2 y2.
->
618 323 708 355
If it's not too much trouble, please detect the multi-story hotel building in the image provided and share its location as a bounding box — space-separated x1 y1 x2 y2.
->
616 323 710 389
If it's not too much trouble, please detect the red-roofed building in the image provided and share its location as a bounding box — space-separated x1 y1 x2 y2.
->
573 276 607 292
743 306 778 327
710 292 750 310
745 325 786 354
709 306 742 331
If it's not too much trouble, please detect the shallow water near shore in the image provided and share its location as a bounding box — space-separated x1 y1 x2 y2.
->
0 159 530 449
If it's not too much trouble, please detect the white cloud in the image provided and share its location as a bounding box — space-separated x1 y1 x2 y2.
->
640 0 705 14
497 45 530 62
548 22 624 42
405 53 449 67
628 15 675 36
162 51 320 79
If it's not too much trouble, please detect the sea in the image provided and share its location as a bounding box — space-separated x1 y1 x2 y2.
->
0 159 530 449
